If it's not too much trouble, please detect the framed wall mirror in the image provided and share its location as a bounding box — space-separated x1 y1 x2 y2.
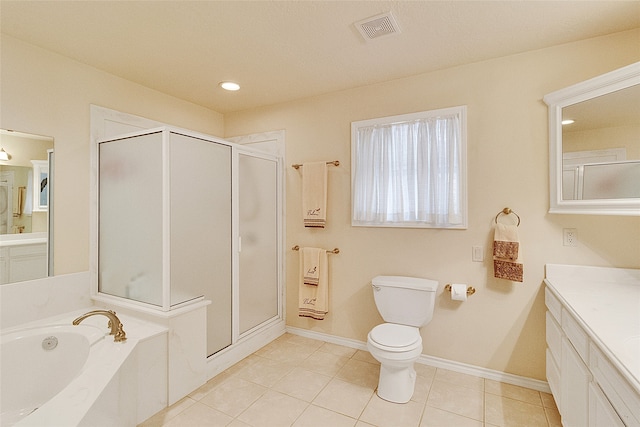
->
544 62 640 215
0 129 54 284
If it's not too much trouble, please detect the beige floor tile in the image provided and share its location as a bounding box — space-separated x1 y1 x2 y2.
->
540 392 557 409
485 393 549 427
352 349 380 364
420 406 483 427
414 363 437 379
138 396 196 426
426 380 484 421
259 341 317 365
199 376 267 418
292 404 357 427
544 406 562 427
434 368 484 391
272 367 332 402
335 358 380 389
227 419 253 427
318 342 357 358
284 334 326 350
411 373 434 404
237 390 308 427
235 355 295 387
224 354 260 376
188 372 232 400
360 393 424 427
355 422 377 427
300 349 350 376
485 380 542 406
163 402 233 427
313 378 374 418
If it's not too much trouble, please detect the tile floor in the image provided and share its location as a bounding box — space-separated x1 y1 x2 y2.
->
139 333 561 427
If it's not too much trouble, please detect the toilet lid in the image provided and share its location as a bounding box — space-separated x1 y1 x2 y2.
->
369 324 420 348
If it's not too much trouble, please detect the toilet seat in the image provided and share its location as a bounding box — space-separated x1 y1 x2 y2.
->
368 323 421 352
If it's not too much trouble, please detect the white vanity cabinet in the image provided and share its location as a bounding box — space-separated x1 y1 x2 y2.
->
544 265 640 427
0 237 48 284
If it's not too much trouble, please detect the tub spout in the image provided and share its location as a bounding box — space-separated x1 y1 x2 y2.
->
72 310 127 342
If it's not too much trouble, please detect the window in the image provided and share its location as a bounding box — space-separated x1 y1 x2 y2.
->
351 106 467 228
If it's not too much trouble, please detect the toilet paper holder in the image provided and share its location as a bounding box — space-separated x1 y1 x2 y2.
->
444 284 476 296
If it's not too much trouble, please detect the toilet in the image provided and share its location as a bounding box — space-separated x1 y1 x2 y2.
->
367 275 438 403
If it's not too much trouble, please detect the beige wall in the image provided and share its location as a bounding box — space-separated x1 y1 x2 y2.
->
224 29 640 380
2 28 639 382
0 35 224 275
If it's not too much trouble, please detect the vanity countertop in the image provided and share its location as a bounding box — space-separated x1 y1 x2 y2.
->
545 264 640 394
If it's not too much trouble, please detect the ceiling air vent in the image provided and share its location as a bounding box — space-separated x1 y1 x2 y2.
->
355 11 401 41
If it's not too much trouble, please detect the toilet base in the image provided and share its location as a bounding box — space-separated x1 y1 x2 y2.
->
376 363 417 404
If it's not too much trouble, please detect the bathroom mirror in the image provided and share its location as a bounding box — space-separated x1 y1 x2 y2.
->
544 62 640 215
0 129 54 284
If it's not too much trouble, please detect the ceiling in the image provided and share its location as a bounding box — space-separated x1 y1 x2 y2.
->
1 1 639 114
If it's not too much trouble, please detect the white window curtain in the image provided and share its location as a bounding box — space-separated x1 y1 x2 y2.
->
352 108 466 228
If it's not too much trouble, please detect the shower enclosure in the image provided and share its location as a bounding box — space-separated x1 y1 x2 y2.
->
96 127 282 357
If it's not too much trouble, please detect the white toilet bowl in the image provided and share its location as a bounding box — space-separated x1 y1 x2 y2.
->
367 323 423 403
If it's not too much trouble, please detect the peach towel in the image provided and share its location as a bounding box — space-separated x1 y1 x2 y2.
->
299 247 329 320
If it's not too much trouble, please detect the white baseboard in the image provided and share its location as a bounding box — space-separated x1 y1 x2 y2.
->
286 326 550 393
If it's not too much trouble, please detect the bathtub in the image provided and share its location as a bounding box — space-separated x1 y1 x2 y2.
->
1 317 139 426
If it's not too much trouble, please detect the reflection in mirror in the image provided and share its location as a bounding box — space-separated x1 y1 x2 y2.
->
561 86 640 200
544 62 640 215
0 129 54 284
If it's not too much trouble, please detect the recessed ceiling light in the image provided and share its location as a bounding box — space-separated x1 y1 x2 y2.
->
219 81 240 91
561 119 575 125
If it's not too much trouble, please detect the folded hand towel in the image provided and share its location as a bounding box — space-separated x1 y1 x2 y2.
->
299 247 329 320
302 162 328 228
493 223 519 260
493 223 523 282
302 247 322 286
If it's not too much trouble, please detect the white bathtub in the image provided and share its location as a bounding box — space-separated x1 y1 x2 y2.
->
0 317 139 426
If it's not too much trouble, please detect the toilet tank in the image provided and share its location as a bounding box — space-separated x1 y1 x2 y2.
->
372 276 438 327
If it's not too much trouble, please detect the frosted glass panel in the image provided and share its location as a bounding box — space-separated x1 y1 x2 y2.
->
99 132 164 305
582 161 640 199
169 133 232 355
239 154 278 334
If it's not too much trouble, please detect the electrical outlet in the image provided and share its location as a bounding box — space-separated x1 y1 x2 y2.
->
563 228 578 246
472 246 484 262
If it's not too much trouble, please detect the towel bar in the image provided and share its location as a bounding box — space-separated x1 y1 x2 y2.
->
292 160 339 169
292 245 339 254
495 207 520 226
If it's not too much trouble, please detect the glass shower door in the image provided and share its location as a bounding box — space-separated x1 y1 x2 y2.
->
238 152 279 335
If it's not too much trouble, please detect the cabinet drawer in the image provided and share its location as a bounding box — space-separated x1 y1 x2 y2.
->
590 343 640 426
546 349 561 407
562 308 589 362
546 311 562 363
9 243 47 257
545 287 561 323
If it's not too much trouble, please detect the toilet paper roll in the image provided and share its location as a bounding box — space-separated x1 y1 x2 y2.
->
450 283 468 301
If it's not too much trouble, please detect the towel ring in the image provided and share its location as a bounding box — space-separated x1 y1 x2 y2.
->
495 207 520 226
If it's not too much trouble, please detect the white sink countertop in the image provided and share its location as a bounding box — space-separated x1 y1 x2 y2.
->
545 264 640 393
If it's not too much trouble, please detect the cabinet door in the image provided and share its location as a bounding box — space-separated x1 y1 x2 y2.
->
589 383 624 427
238 153 279 335
561 337 591 427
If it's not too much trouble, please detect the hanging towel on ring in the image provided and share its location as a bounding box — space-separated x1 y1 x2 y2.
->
493 223 523 282
299 247 329 320
302 162 328 228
